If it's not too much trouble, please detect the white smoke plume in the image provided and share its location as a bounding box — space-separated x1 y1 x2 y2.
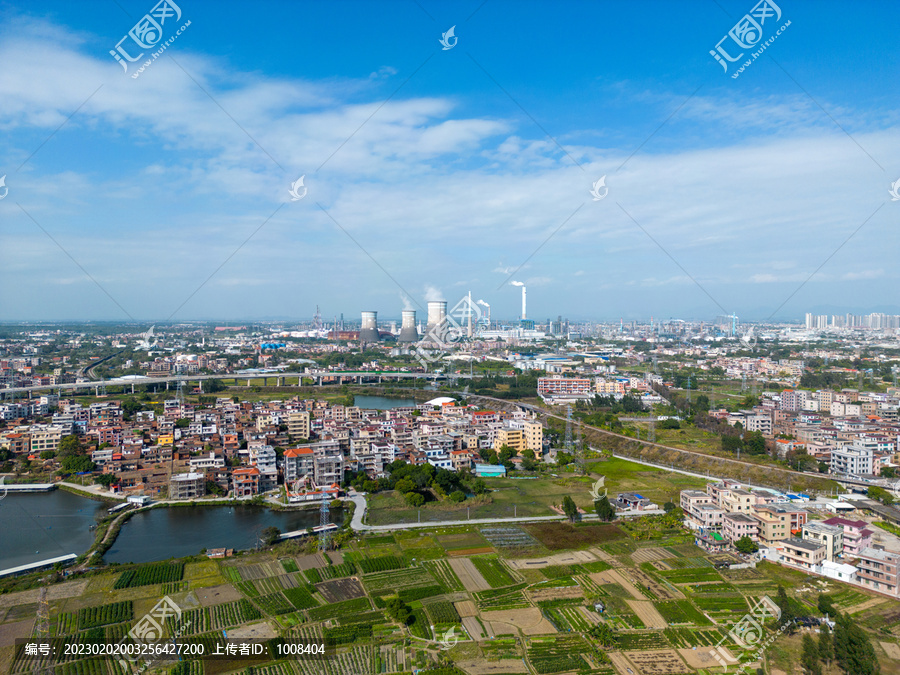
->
477 300 490 307
399 294 414 311
424 285 444 302
510 281 524 287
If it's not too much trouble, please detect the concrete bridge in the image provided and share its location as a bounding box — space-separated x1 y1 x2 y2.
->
0 370 472 398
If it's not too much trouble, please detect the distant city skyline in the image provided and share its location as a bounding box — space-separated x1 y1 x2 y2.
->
1 1 898 321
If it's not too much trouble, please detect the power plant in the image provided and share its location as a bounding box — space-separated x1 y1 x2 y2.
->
359 311 379 343
398 310 419 343
426 301 447 337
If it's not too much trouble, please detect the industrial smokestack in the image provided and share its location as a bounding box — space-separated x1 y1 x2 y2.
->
426 301 447 339
398 310 419 343
511 281 526 320
359 311 379 343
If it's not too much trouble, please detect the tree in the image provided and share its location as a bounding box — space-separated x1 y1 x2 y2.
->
57 434 81 458
818 622 833 668
449 490 466 503
206 378 226 393
95 473 117 488
802 634 821 675
867 486 894 506
405 492 425 507
734 536 759 554
206 480 225 496
595 495 616 522
590 622 617 647
385 597 412 624
775 586 797 630
834 613 879 675
562 495 578 522
394 478 415 494
663 501 677 513
261 526 281 546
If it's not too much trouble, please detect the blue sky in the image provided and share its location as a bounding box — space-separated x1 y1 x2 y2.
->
1 0 898 323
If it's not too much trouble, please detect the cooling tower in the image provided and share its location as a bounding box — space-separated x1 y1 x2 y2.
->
426 301 447 337
359 311 380 343
398 310 419 343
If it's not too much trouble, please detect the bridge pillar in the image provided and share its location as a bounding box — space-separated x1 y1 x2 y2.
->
263 377 268 387
247 379 251 387
166 381 169 390
278 377 283 387
94 386 99 396
131 384 135 394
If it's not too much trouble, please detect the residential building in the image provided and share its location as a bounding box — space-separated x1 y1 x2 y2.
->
536 377 593 398
822 517 873 556
723 513 759 543
169 472 206 500
781 539 827 571
854 547 900 597
232 467 260 497
753 504 808 545
802 522 844 561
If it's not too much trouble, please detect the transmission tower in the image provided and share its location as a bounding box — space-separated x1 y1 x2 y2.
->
648 415 656 443
741 373 747 393
175 373 185 407
686 375 692 405
318 492 331 551
565 405 573 455
576 424 585 474
33 587 49 638
30 587 50 675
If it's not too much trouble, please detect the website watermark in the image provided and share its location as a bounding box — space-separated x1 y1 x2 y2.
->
709 0 790 79
590 176 608 201
439 26 458 51
889 178 900 201
589 475 607 501
412 296 482 371
109 0 191 79
0 476 7 501
0 175 8 200
117 595 190 673
707 595 788 672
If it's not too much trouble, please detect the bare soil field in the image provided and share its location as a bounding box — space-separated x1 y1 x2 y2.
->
462 615 485 640
482 608 557 636
679 647 729 669
295 553 327 570
506 550 597 570
880 642 900 660
626 600 667 629
631 547 675 564
226 620 277 639
196 583 243 607
650 560 672 570
609 651 638 675
0 618 34 648
449 558 490 592
0 580 89 609
316 577 365 603
525 522 626 551
624 649 690 675
589 570 644 600
455 600 478 617
456 659 529 674
529 586 584 603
